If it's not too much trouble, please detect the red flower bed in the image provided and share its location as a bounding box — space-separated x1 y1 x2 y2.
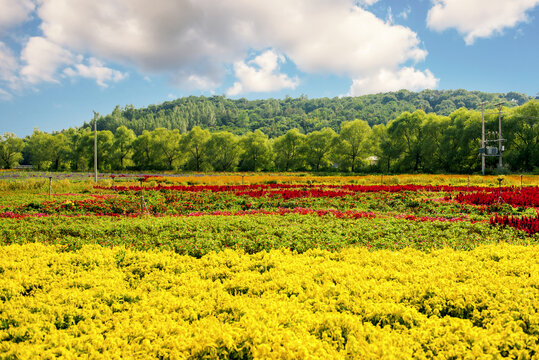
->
99 183 491 194
455 187 539 207
490 213 539 235
0 208 377 220
234 189 355 199
0 207 479 225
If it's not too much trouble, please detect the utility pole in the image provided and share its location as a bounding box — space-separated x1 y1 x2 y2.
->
93 111 99 182
494 102 504 169
480 102 487 175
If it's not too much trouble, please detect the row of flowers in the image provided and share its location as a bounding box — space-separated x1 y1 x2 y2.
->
454 186 539 207
99 182 539 208
3 182 537 235
490 213 539 235
0 207 475 223
100 183 499 193
1 243 537 359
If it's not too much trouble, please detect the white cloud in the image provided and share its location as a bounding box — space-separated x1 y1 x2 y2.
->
357 0 380 6
226 50 299 96
34 0 429 91
398 6 411 20
169 65 224 90
0 0 35 32
0 42 18 85
0 42 21 98
268 5 427 76
20 36 74 84
386 7 394 24
349 67 439 96
181 74 221 90
0 87 12 100
15 37 127 90
63 57 127 87
427 0 539 44
0 18 129 99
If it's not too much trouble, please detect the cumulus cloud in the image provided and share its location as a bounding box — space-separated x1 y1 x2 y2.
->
0 0 35 33
0 0 436 97
226 50 299 96
33 0 430 92
427 0 539 44
20 36 74 84
14 37 127 89
63 58 127 87
349 67 439 96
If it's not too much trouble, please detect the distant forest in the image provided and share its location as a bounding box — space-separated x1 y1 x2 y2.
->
1 90 537 174
85 89 533 137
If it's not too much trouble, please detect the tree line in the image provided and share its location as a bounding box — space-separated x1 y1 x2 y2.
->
86 90 531 138
1 100 537 174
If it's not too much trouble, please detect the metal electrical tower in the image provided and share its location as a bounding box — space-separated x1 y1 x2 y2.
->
480 102 487 175
93 111 99 182
479 101 505 175
494 102 504 169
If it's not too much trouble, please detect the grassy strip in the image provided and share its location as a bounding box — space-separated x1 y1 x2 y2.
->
0 214 534 255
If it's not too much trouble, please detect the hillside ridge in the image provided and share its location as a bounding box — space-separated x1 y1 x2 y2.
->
85 89 532 137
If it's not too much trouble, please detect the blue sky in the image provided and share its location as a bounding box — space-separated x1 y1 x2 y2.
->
0 0 538 137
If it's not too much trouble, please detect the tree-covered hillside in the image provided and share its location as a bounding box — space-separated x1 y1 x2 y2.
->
86 90 532 137
2 99 535 174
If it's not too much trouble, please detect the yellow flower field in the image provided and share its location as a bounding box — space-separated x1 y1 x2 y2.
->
1 243 537 359
149 173 539 187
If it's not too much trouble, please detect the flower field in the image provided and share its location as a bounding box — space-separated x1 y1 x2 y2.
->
0 174 538 359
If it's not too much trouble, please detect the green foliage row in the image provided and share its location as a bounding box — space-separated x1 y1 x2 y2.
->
0 214 534 255
1 99 537 173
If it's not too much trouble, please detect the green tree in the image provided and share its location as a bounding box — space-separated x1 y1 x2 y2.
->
206 131 242 171
180 126 211 172
421 113 450 172
112 126 135 169
65 128 90 171
370 124 404 173
336 119 372 172
273 129 306 171
26 129 51 170
236 111 249 128
387 110 426 172
26 129 69 170
301 128 337 171
0 132 24 169
77 130 114 171
152 128 182 170
132 131 156 170
52 133 71 171
504 100 538 171
440 108 482 173
239 130 273 171
91 131 114 171
28 128 53 170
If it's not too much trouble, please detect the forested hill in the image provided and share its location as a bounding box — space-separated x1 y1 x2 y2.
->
86 89 532 137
